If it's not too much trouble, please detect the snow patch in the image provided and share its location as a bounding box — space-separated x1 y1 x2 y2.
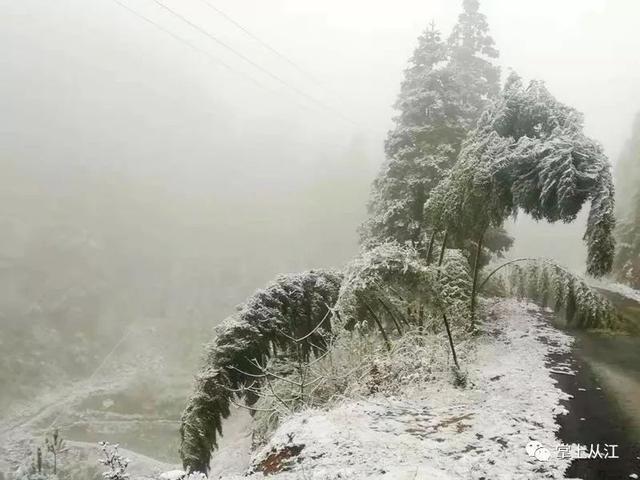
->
159 470 187 480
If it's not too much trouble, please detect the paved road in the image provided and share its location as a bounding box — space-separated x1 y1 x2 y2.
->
553 287 640 479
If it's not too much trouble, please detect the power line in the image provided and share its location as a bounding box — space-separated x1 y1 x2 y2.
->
110 0 266 91
147 0 358 125
196 0 332 92
109 0 316 113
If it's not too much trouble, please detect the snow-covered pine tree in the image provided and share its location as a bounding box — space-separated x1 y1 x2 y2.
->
612 112 640 287
361 0 503 256
362 24 450 251
179 270 342 474
447 0 500 129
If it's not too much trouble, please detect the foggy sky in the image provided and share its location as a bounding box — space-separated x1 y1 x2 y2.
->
2 0 640 270
6 0 640 428
4 1 640 164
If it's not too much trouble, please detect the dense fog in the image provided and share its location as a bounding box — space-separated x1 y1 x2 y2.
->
2 0 640 467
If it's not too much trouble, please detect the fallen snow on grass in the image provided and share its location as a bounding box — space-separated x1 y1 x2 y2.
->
220 300 577 480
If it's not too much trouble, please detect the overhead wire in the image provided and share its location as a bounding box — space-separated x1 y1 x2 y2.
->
111 0 269 91
195 0 335 93
147 0 358 125
108 0 318 114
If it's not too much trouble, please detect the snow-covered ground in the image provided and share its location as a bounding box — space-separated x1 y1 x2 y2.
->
217 300 578 480
0 346 185 478
592 280 640 304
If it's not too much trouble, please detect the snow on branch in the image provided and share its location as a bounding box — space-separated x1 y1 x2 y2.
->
425 73 616 277
336 243 471 334
498 259 618 329
179 270 342 474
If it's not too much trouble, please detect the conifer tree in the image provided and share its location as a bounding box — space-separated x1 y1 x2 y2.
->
447 0 500 128
362 24 450 250
361 0 502 254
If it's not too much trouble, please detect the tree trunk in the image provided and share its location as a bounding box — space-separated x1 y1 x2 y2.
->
425 230 437 265
377 298 403 334
365 302 391 351
442 313 459 369
437 230 449 267
434 230 460 369
469 228 486 330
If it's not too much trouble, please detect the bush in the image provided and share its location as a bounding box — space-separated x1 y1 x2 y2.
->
250 322 471 443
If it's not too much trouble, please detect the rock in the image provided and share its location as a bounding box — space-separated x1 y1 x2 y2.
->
253 444 305 475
